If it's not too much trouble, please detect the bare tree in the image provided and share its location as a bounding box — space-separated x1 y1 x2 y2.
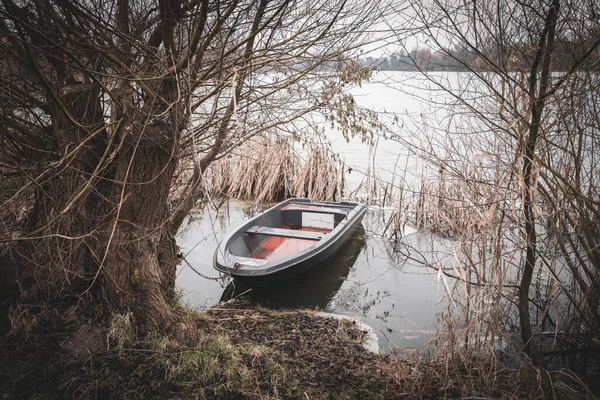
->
0 0 381 332
388 0 600 366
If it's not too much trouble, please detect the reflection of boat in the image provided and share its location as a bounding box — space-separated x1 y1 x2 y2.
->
220 225 366 308
214 198 367 287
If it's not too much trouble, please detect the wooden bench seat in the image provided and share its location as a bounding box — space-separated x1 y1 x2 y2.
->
245 226 325 240
281 203 352 215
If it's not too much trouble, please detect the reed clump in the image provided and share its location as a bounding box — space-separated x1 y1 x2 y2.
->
410 177 501 238
289 148 345 201
382 165 505 239
385 159 600 391
387 347 591 399
203 135 344 203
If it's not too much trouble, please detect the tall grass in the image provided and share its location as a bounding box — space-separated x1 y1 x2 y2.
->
202 134 344 203
383 149 600 385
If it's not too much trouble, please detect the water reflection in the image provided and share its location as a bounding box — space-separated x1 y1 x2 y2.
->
220 226 367 309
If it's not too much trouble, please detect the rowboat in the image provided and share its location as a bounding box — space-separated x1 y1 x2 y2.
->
213 198 367 287
219 225 366 305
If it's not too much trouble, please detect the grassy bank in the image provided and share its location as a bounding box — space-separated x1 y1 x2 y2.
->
0 299 592 399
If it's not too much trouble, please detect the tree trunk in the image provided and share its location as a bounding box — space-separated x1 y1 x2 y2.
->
95 123 180 329
518 0 559 367
18 84 181 331
18 83 107 301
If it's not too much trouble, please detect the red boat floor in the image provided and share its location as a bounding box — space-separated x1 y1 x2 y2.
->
251 226 330 262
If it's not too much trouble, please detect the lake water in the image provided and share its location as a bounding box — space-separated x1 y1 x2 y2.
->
323 71 455 195
177 202 456 353
177 72 466 353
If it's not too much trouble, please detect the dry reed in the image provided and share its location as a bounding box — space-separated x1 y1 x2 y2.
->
384 157 600 391
202 134 344 203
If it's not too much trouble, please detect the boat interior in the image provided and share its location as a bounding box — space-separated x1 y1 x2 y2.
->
228 202 355 263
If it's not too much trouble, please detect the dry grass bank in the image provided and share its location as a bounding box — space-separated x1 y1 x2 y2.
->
0 297 593 399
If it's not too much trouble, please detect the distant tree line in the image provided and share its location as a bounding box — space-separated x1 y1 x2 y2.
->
363 48 466 71
364 29 600 72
